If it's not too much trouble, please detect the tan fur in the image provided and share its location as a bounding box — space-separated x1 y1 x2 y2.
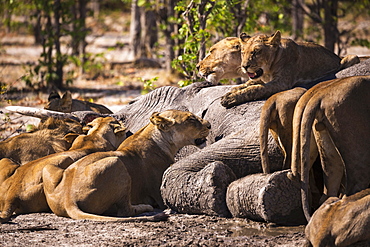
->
290 76 370 221
45 91 113 114
42 110 210 221
0 118 83 165
305 188 370 247
197 37 243 84
221 31 360 107
0 117 127 223
259 87 307 173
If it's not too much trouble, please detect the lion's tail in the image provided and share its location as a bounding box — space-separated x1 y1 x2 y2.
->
290 97 306 178
300 99 321 222
65 203 169 222
259 100 277 174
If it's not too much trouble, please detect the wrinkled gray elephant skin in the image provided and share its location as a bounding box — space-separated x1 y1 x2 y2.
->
227 170 306 225
108 82 283 218
161 98 283 217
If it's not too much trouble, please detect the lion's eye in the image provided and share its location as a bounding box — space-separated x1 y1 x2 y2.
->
188 117 198 123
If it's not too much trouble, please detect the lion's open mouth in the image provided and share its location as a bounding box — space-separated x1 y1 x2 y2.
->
195 138 207 146
248 68 263 79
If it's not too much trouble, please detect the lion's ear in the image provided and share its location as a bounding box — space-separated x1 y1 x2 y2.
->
64 133 80 143
268 30 281 46
150 112 175 131
239 33 250 43
113 122 127 135
48 91 61 102
61 91 73 109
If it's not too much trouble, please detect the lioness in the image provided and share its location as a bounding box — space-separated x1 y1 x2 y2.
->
0 117 127 223
0 117 83 165
42 110 210 221
45 91 113 114
221 31 360 107
259 87 307 173
292 76 370 221
196 37 243 84
305 188 370 247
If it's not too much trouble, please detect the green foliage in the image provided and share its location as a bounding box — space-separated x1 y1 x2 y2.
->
140 76 159 94
351 38 370 49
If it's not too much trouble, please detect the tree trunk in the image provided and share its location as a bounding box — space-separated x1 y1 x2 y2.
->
157 0 178 71
130 0 141 59
33 11 42 45
292 0 304 40
53 0 63 89
139 10 158 58
323 0 338 53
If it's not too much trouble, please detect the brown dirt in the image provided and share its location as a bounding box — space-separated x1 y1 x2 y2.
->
0 210 308 247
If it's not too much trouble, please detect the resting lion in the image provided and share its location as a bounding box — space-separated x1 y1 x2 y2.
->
220 31 360 107
45 91 113 114
305 188 370 247
42 110 210 221
0 117 83 165
291 75 370 221
0 117 127 223
196 37 243 84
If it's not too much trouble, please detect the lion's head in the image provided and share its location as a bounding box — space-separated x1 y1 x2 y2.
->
197 37 243 84
149 109 211 148
68 116 127 150
239 31 281 81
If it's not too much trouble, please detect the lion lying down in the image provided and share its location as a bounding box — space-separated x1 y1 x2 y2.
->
305 188 370 247
45 91 113 114
218 31 359 107
0 117 83 165
42 110 210 222
0 117 127 223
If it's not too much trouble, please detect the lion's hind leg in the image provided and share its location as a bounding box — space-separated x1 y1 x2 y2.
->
65 156 153 220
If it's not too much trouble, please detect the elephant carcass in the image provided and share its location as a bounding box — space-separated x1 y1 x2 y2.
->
161 98 283 217
226 170 306 225
6 82 284 218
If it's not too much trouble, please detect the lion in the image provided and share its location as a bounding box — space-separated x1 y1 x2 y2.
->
0 117 127 223
0 117 83 165
221 30 360 108
196 37 243 84
305 188 370 247
259 87 307 173
290 75 370 221
42 110 210 221
45 91 113 114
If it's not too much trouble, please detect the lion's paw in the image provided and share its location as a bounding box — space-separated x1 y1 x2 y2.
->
220 92 239 108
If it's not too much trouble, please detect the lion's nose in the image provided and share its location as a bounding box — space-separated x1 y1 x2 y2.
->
196 64 200 71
